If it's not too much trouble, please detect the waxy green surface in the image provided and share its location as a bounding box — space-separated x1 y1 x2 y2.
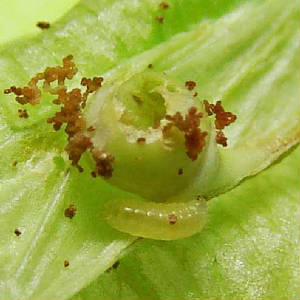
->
0 0 299 299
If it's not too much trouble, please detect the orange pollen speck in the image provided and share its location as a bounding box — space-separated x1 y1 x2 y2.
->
168 214 178 225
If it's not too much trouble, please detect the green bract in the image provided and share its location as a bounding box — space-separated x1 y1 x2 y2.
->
0 0 299 299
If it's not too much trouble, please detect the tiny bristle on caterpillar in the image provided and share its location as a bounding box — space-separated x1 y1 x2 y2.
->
103 198 207 240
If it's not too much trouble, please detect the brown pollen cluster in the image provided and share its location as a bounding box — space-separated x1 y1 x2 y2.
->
91 150 115 179
4 55 114 178
4 55 77 106
203 100 237 147
215 130 228 147
163 106 208 161
80 77 104 108
4 85 41 105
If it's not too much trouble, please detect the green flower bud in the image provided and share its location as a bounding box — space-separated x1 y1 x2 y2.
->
85 72 219 203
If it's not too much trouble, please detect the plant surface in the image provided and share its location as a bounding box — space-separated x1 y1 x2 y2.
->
0 0 299 299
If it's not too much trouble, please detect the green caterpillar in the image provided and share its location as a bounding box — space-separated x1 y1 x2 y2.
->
103 198 207 240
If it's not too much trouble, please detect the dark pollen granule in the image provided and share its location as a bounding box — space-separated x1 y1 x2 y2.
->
137 137 146 144
185 80 196 91
112 261 120 269
14 229 21 236
156 16 164 23
106 260 120 273
87 126 95 132
64 260 69 267
36 21 50 29
64 204 77 219
178 168 183 175
133 95 143 104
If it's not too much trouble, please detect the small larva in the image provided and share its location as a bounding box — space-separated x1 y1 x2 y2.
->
103 198 207 240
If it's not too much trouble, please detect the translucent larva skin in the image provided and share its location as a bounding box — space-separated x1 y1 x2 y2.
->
103 198 207 240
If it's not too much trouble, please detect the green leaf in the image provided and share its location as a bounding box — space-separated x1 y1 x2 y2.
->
0 0 299 299
0 0 79 44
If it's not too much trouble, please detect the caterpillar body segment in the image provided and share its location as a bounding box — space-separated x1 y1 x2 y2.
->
103 197 207 240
